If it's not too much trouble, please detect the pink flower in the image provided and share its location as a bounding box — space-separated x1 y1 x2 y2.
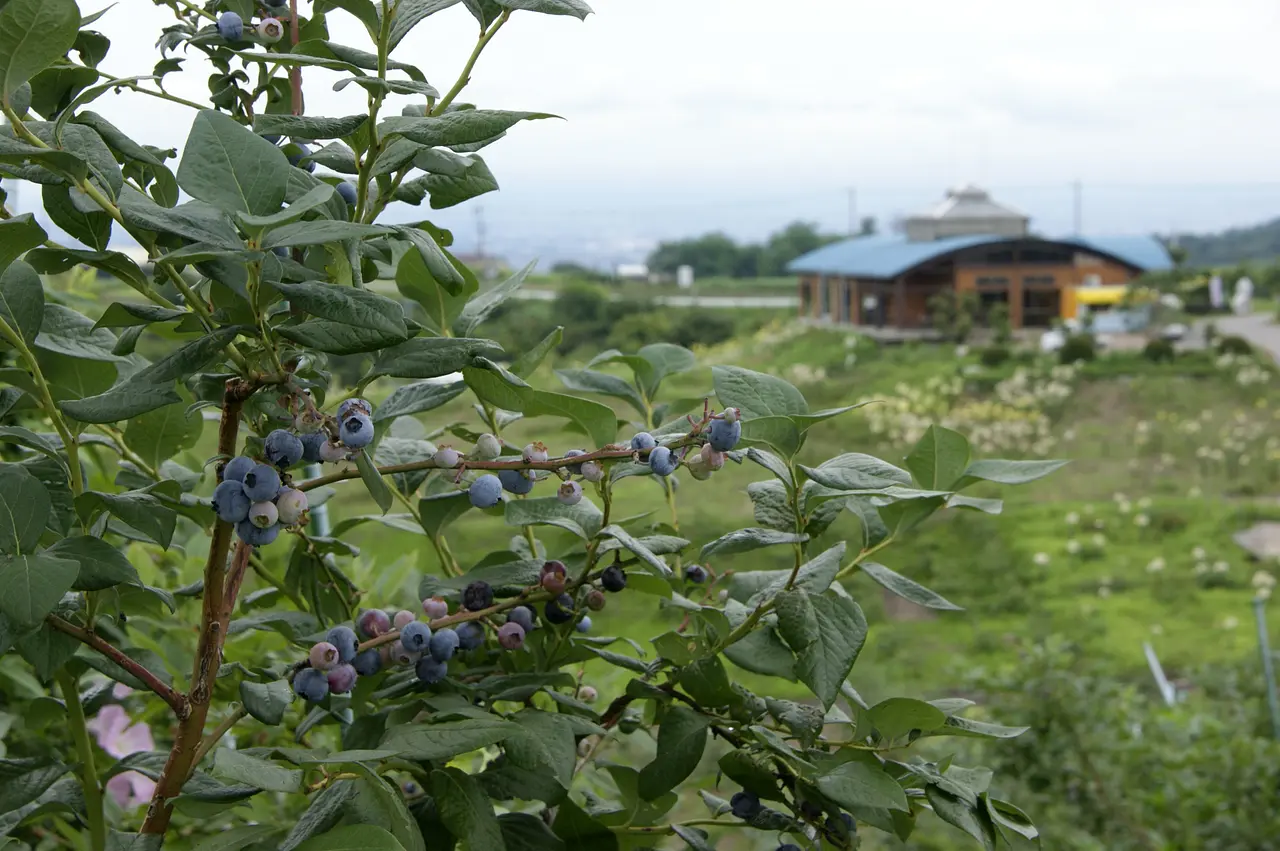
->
86 703 156 809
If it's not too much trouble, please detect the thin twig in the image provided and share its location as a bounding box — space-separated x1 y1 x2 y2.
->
46 616 189 717
191 706 248 768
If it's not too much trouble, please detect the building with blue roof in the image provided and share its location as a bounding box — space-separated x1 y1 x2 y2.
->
786 184 1172 329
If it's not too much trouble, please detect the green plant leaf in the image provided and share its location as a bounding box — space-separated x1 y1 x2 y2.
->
354 450 393 514
790 403 868 432
34 305 121 362
238 679 294 726
495 0 592 18
987 797 1040 843
93 303 186 330
417 491 473 539
554 368 645 417
0 553 78 626
700 527 807 560
0 215 48 279
410 149 500 211
498 813 565 851
464 365 618 448
346 773 426 851
374 379 466 422
454 260 535 336
869 697 947 742
712 365 807 419
926 785 998 850
734 542 847 606
372 437 437 495
905 424 971 490
955 459 1068 488
922 716 1029 740
252 114 368 141
947 494 1002 514
25 247 153 300
189 825 280 851
774 588 866 709
816 756 909 812
294 825 404 851
429 767 503 849
263 221 389 249
801 453 912 491
46 536 141 591
858 562 962 612
74 490 176 549
551 799 617 851
0 759 68 814
280 781 358 851
745 447 793 486
212 748 301 794
505 496 602 540
380 110 557 149
271 281 407 337
0 457 52 555
637 705 708 801
0 0 81 100
177 110 289 217
379 718 521 760
371 337 502 379
124 402 203 471
41 184 112 251
598 524 671 576
234 184 338 231
276 322 407 356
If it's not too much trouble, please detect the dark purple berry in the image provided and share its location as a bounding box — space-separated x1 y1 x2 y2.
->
684 565 708 584
326 663 357 694
731 791 762 820
544 593 573 625
357 608 391 638
601 565 626 592
585 589 606 611
463 581 493 611
497 622 525 649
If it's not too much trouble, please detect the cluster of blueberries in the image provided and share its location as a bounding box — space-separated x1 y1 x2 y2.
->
466 408 743 508
290 557 649 702
214 4 285 45
730 791 857 849
211 398 377 545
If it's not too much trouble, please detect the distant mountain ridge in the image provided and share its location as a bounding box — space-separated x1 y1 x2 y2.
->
1173 217 1280 266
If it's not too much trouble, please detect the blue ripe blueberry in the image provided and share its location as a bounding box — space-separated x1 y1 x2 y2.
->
415 656 448 684
576 615 592 634
455 621 485 650
600 564 626 592
340 413 374 448
221 455 255 483
299 431 327 463
242 464 281 501
778 845 802 851
630 432 656 452
506 606 535 632
825 813 855 839
332 182 358 206
462 581 493 611
236 519 280 546
288 143 316 173
276 488 308 526
326 663 357 694
352 648 382 676
257 17 284 43
708 418 742 452
428 628 460 662
261 133 282 145
544 593 574 625
562 448 587 474
497 469 534 495
497 622 525 649
730 791 762 820
213 480 251 524
399 621 431 653
264 429 304 468
684 564 708 584
558 480 583 505
357 608 391 638
422 596 449 619
215 11 243 41
248 500 278 529
649 446 678 477
469 474 502 508
338 398 370 420
326 626 358 663
293 667 328 701
799 801 823 821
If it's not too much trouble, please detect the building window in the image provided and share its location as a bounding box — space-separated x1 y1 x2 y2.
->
1022 247 1071 264
977 290 1008 326
984 250 1014 264
1022 289 1060 327
976 276 1010 289
1023 275 1055 288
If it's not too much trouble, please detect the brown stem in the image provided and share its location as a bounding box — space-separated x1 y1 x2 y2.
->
220 541 254 629
140 382 250 836
45 615 189 717
289 0 302 115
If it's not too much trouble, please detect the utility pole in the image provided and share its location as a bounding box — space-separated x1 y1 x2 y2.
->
475 205 487 261
1072 180 1082 235
847 188 857 237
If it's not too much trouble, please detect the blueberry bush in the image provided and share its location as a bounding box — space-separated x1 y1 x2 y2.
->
0 1 1062 849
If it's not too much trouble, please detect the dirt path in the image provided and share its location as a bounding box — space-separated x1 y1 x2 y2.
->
1213 313 1280 363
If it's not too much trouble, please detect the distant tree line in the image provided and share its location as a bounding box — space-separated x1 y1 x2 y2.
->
1168 217 1280 266
645 218 876 278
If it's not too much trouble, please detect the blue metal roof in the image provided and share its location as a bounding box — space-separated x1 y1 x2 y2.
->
787 233 1172 278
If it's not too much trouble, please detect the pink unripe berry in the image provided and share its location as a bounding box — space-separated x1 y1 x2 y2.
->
522 442 549 464
326 663 357 694
434 446 460 468
390 645 418 666
586 589 606 611
579 685 598 703
309 641 339 671
358 608 391 638
497 621 525 649
319 440 347 463
422 596 449 619
276 487 308 525
541 572 567 594
393 610 416 629
700 443 726 470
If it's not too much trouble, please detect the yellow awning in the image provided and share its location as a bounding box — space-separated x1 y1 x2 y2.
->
1073 286 1129 306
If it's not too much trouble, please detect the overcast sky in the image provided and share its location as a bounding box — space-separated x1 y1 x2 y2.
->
25 0 1280 263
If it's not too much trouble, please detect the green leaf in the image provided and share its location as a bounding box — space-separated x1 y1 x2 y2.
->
347 774 425 851
734 542 847 606
411 149 500 211
712 365 807 419
498 813 565 851
987 797 1040 843
774 588 866 709
0 553 78 626
178 110 290 217
905 425 971 490
745 447 793 486
417 491 473 539
464 366 618 448
0 215 47 279
926 785 998 850
0 0 81 100
263 221 390 249
124 402 202 471
869 697 947 742
738 415 803 458
74 490 176 549
189 825 280 851
454 260 535 336
496 0 592 17
354 450 393 515
374 380 465 422
505 496 602 540
234 184 338 231
294 825 404 851
41 184 111 251
923 716 1029 740
598 524 671 576
817 756 908 812
551 799 618 851
117 188 242 247
858 562 962 612
429 767 503 849
380 718 521 761
956 458 1068 488
276 322 406 356
394 226 466 294
0 759 68 814
272 281 407 337
93 303 186 330
700 527 807 560
789 403 868 432
380 111 557 149
47 536 140 591
25 247 153 300
372 437 437 495
0 463 52 555
680 656 736 707
253 113 368 141
371 337 502 379
34 305 121 362
238 679 294 726
947 494 1003 515
281 781 359 851
801 453 912 491
554 368 645 417
636 705 708 800
15 619 78 679
505 710 575 794
212 748 301 794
